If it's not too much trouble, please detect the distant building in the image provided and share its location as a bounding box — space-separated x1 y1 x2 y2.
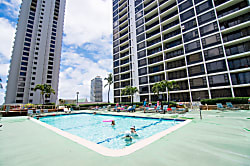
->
90 76 103 102
5 0 66 104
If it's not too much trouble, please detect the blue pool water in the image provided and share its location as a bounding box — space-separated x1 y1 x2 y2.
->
39 113 183 149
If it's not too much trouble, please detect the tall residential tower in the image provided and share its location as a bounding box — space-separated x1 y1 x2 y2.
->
113 0 250 103
5 0 66 104
90 76 103 102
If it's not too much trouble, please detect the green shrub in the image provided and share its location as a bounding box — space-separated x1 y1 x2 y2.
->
201 97 250 105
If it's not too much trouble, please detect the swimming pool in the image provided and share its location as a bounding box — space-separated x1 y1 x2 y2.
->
36 113 191 156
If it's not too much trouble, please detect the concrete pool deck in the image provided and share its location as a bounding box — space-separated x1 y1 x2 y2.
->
0 110 250 166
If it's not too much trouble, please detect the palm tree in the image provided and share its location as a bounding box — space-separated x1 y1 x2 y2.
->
34 84 45 104
34 84 55 104
44 84 55 103
162 80 179 106
151 82 164 101
104 73 113 103
121 86 138 105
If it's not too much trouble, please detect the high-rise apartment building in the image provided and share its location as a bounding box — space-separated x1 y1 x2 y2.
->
5 0 66 104
90 76 103 102
113 0 250 103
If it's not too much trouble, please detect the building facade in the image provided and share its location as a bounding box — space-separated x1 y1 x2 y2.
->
113 0 250 103
5 0 66 104
90 76 103 102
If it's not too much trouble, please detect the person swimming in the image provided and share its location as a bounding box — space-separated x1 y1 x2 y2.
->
122 131 133 142
111 120 115 126
130 126 139 137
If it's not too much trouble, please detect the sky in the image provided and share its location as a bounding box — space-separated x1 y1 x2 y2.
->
0 0 114 104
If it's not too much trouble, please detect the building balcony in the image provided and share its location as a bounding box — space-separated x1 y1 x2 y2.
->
159 1 176 14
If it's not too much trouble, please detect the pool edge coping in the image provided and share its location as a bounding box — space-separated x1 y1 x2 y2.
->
30 116 191 157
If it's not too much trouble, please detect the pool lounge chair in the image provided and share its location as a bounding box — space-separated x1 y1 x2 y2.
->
43 109 48 113
128 105 136 112
226 102 240 110
27 110 33 116
156 105 162 113
162 105 168 114
35 109 41 115
171 107 177 113
145 105 155 113
216 103 226 110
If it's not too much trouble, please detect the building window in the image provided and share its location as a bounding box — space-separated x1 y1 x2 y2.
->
195 0 213 15
206 60 227 74
190 77 207 89
208 74 229 87
201 34 221 48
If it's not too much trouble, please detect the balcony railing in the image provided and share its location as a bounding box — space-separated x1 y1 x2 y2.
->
146 20 159 30
217 1 248 18
162 19 179 32
147 37 161 47
160 2 176 14
144 4 157 15
220 13 250 30
146 28 160 38
164 39 182 50
161 10 178 22
145 12 158 22
163 29 181 40
147 46 162 56
214 0 230 7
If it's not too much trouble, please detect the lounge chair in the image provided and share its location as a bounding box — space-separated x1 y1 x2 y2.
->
128 105 136 112
27 110 33 116
64 108 71 113
156 105 162 113
43 109 48 113
171 107 177 113
107 105 111 111
226 102 240 110
144 105 155 113
216 103 226 110
162 105 168 114
35 109 41 114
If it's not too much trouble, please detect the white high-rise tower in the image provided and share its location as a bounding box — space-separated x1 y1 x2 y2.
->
5 0 66 104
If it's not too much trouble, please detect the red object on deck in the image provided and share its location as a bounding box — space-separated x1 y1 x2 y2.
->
167 108 172 111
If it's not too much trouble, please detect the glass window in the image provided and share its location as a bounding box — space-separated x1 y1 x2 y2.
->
138 58 147 67
204 46 224 60
187 52 202 65
181 19 197 32
190 77 207 89
135 0 142 7
137 50 146 59
113 60 119 67
180 8 195 22
206 60 227 74
139 67 147 76
201 34 221 48
200 22 218 37
183 29 199 42
135 10 143 20
209 74 229 87
179 0 193 12
136 18 144 28
140 86 149 93
211 89 232 98
192 91 209 100
139 76 148 84
113 4 118 12
135 4 143 13
136 26 144 35
188 64 205 76
228 56 250 70
137 41 145 51
196 0 213 14
185 40 201 53
137 33 145 43
198 11 216 25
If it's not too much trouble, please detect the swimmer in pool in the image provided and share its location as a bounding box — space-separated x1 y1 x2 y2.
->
130 126 139 137
111 120 115 126
122 131 133 142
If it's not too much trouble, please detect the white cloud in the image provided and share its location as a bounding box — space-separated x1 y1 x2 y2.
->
63 0 112 46
0 17 15 60
0 0 21 18
59 50 113 102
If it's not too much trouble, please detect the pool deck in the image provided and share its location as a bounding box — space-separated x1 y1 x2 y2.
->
0 110 250 166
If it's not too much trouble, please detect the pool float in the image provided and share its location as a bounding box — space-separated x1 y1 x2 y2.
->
103 119 113 122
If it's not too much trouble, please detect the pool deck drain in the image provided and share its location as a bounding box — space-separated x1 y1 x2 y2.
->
1 110 250 166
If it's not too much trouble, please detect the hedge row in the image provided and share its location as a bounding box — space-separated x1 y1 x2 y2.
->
77 101 177 107
201 97 250 105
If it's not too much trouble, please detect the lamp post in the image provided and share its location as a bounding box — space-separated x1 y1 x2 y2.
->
76 92 79 106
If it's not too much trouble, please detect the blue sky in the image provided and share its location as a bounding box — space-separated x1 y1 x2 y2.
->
0 0 114 104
